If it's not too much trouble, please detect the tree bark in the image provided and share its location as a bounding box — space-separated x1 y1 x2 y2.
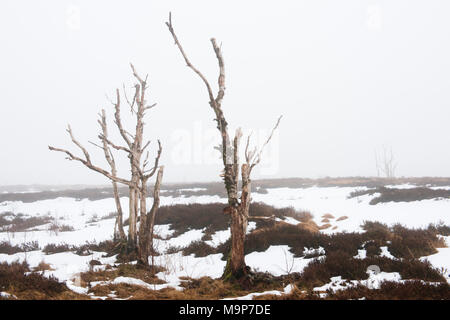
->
137 166 163 267
112 181 126 240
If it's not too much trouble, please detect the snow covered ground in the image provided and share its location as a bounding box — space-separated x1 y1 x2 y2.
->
0 184 449 298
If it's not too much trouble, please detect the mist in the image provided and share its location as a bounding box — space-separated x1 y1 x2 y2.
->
1 0 449 185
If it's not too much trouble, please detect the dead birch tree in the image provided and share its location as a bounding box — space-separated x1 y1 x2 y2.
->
49 65 163 267
166 13 281 284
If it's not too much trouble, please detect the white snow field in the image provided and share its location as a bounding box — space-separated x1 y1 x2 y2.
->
0 184 449 299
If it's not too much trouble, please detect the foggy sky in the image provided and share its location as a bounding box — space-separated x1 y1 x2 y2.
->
1 0 449 185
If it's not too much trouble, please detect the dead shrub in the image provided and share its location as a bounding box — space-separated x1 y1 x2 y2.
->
33 261 54 272
298 254 445 290
182 240 216 257
43 243 75 254
0 261 86 300
326 281 450 300
153 203 311 240
0 241 40 254
388 224 445 259
350 187 450 205
81 263 166 288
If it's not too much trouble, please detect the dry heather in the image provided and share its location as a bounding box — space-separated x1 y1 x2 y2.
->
88 273 291 300
0 261 87 300
80 263 166 288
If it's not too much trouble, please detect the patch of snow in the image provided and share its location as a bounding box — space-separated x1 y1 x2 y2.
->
313 272 402 295
380 246 396 259
0 291 17 299
223 284 295 300
158 229 205 253
205 229 230 247
176 188 207 192
303 246 325 256
245 245 321 276
421 236 450 283
354 249 367 259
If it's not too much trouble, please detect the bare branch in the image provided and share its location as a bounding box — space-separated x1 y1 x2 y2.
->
144 140 163 179
166 13 216 105
166 12 230 167
211 38 225 106
113 89 133 148
48 145 133 187
249 115 283 172
66 125 91 164
130 63 146 86
123 83 137 114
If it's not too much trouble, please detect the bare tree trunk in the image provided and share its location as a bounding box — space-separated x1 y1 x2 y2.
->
166 14 281 285
147 167 163 271
49 64 163 263
128 184 138 250
137 178 148 265
112 181 126 240
137 166 163 267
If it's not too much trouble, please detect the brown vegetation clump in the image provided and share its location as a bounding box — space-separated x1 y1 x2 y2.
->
388 224 446 259
153 202 311 240
182 240 216 257
42 243 75 255
297 252 446 290
336 216 348 221
319 224 332 230
80 263 166 289
89 273 288 300
298 220 320 233
0 261 87 300
325 281 450 300
349 187 450 205
0 241 40 254
33 261 54 272
255 280 450 300
322 214 335 219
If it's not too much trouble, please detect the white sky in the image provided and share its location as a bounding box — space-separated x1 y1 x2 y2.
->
0 0 449 185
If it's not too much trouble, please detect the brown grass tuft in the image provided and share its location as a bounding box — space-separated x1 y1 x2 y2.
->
80 263 166 289
33 261 54 272
0 261 87 300
298 220 320 233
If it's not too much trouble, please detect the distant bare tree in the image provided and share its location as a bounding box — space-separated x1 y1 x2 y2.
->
166 13 281 285
49 65 163 267
375 146 397 178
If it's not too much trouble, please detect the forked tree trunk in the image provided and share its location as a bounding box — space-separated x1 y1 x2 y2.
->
166 13 280 284
49 65 163 262
224 164 251 281
137 167 164 267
